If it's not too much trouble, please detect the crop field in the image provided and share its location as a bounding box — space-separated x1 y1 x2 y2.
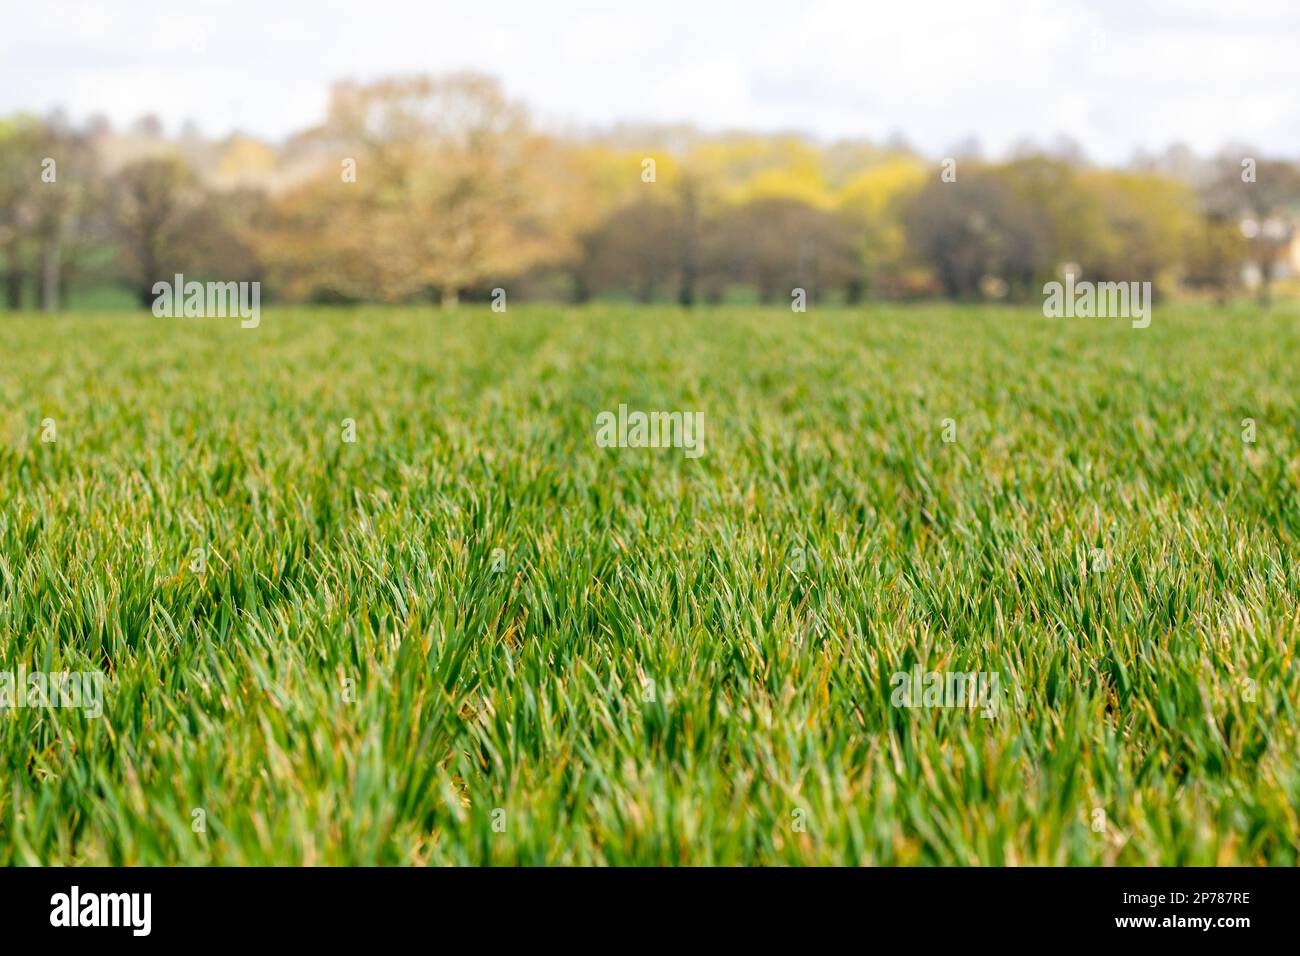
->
1 303 1298 865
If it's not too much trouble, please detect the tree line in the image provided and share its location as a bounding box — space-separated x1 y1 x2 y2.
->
2 72 1298 311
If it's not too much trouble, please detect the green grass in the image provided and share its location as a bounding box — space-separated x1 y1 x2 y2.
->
1 302 1299 865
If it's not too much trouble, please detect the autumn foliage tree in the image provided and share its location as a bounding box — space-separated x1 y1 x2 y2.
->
268 74 559 306
5 83 1300 311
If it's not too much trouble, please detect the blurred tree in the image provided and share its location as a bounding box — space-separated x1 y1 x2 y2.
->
0 115 106 311
1184 213 1249 303
579 198 681 302
998 156 1102 272
33 123 103 311
284 73 556 306
903 171 1051 299
1200 158 1300 303
1075 170 1199 292
711 198 860 304
728 143 836 210
182 187 266 283
0 116 42 309
837 156 927 298
4 90 1298 311
675 172 704 306
561 145 653 302
108 157 201 305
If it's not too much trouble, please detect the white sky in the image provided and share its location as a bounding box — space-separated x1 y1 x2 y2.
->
3 0 1298 162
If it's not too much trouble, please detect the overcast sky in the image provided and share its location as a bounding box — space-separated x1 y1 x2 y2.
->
4 0 1298 162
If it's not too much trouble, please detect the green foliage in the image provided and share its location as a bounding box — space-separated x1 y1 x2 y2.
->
1 303 1298 864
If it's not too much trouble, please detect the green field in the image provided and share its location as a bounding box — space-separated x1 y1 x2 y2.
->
1 303 1298 865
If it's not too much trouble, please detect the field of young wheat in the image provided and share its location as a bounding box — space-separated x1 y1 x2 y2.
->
1 303 1298 864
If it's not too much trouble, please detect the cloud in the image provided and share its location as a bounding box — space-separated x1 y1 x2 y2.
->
3 0 1297 161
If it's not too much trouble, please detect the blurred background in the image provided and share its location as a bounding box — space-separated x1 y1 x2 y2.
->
2 0 1299 310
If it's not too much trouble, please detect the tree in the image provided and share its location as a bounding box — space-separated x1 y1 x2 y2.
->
578 199 681 302
1184 214 1249 303
0 115 106 312
1200 157 1300 303
998 156 1102 274
109 157 201 305
280 73 556 306
837 156 927 298
0 116 45 309
711 198 861 304
31 119 103 311
1075 170 1198 290
903 171 1051 299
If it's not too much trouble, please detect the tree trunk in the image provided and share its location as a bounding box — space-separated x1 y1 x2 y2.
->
677 265 696 307
441 286 460 308
39 233 61 312
3 249 22 310
677 181 699 308
1257 259 1274 306
571 270 591 304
